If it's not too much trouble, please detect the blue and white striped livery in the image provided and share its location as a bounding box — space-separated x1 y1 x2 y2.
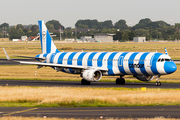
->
6 21 177 86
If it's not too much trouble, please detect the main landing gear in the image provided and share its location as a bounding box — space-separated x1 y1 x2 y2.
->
155 75 161 86
81 79 91 85
116 76 125 85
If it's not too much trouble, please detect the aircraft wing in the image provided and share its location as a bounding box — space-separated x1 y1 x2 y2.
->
19 61 108 71
3 48 108 71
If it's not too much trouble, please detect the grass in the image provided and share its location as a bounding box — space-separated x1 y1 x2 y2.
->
0 117 179 120
0 116 179 120
0 86 180 107
0 64 180 83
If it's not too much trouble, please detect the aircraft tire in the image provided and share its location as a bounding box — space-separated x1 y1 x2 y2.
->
116 78 125 85
121 78 125 85
116 78 121 84
81 79 91 85
156 82 161 86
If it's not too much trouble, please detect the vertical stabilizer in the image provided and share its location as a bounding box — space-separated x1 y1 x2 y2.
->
38 20 60 54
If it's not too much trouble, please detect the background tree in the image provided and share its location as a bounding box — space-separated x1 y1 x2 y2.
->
9 27 18 40
114 19 128 30
46 20 64 30
122 32 129 41
113 31 122 41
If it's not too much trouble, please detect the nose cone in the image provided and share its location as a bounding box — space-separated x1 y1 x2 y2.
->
164 62 177 74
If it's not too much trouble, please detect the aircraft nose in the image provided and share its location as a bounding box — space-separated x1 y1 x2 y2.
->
164 62 177 74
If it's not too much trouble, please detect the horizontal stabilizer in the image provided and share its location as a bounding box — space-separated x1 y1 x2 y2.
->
12 55 45 60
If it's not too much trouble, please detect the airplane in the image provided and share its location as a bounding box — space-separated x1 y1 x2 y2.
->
3 20 177 86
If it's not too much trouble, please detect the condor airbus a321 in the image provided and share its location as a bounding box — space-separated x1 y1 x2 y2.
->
3 20 177 86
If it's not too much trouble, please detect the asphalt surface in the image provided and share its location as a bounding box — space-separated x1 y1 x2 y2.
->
0 80 180 88
0 106 180 118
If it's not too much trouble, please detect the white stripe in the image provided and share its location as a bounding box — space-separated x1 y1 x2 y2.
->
39 54 44 58
112 52 122 74
156 55 167 75
144 53 155 75
102 52 112 68
62 52 72 65
102 52 112 75
46 53 53 63
82 52 92 67
123 52 133 75
42 21 47 54
72 52 82 66
51 40 56 53
92 52 102 67
53 52 63 64
134 52 144 75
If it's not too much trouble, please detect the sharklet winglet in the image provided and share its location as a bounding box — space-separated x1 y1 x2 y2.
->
165 48 168 55
3 48 11 60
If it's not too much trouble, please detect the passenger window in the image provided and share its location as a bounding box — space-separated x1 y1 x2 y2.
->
161 59 164 62
158 59 161 62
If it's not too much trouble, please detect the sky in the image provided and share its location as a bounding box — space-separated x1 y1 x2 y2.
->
0 0 179 27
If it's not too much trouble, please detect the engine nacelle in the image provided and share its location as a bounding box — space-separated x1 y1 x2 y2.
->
134 75 154 81
82 69 102 82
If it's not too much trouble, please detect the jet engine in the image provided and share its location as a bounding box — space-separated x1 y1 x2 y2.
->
82 69 102 82
134 75 154 81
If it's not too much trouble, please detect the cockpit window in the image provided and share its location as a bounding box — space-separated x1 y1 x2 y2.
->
165 59 170 61
158 58 172 62
158 59 161 62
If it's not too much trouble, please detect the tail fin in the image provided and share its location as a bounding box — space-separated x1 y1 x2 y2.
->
165 48 168 55
38 20 60 54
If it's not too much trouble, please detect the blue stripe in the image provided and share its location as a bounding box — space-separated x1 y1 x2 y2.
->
35 54 40 58
151 53 162 75
97 52 107 67
77 52 87 65
108 52 118 75
56 49 60 53
87 52 97 66
46 30 51 53
58 52 67 64
67 52 77 65
43 54 48 57
50 53 56 63
38 21 43 53
128 52 139 75
118 52 128 75
139 52 149 75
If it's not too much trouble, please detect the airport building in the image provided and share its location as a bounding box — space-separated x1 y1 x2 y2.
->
94 34 115 42
80 34 115 42
133 37 146 42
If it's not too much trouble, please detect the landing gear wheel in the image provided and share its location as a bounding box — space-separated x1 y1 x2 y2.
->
121 78 125 85
81 79 91 85
156 82 161 86
116 78 125 85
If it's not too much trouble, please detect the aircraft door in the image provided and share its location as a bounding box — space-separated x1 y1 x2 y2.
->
118 56 124 67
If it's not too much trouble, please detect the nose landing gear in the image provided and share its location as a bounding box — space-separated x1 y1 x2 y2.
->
155 75 161 86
